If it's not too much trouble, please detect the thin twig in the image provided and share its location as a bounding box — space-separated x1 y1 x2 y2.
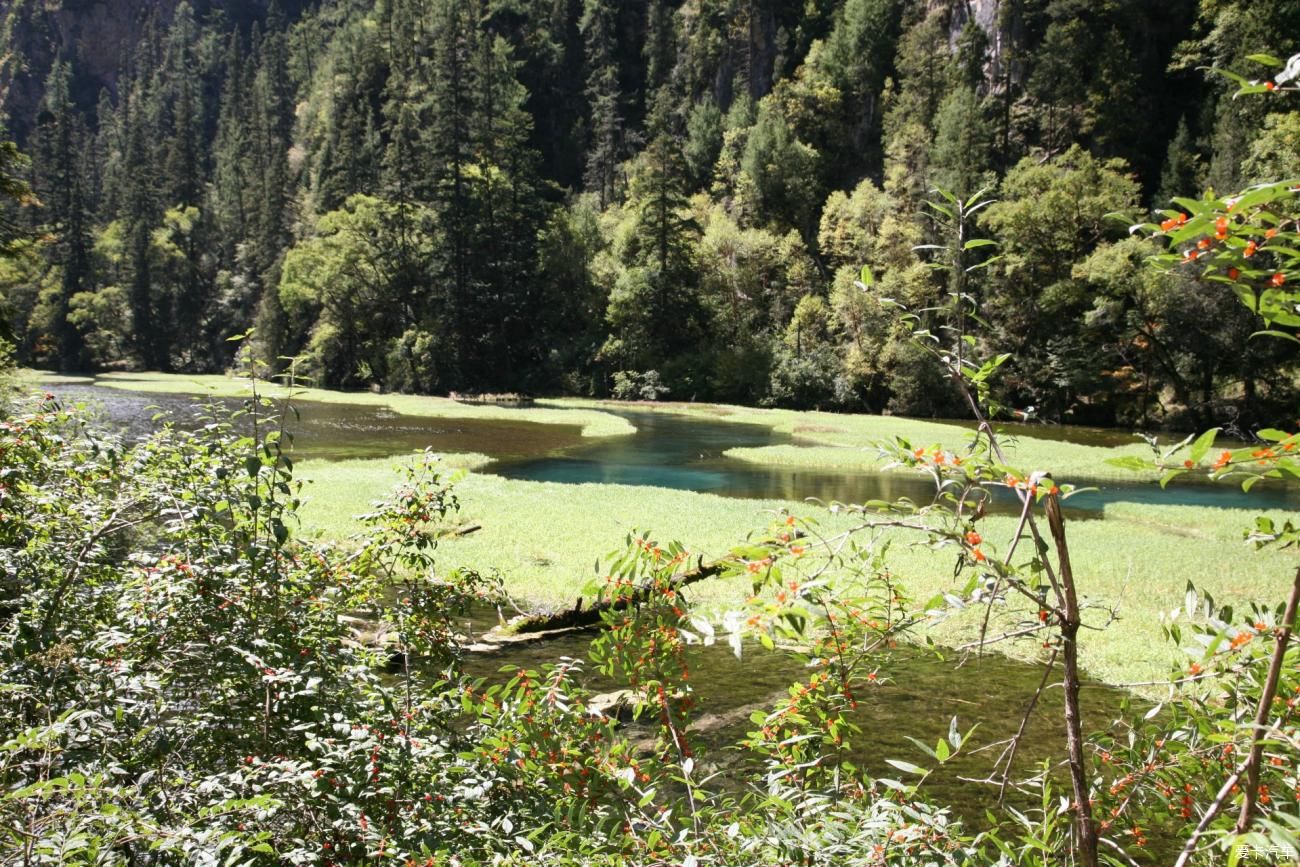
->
1173 770 1242 867
997 647 1059 806
1234 564 1300 834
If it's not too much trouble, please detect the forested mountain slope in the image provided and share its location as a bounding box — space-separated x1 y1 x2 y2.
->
2 0 1298 428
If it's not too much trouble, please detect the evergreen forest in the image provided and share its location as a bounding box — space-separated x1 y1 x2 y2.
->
1 0 1297 427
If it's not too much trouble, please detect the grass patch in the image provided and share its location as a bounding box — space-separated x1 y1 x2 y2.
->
91 372 635 438
296 455 1295 689
16 369 96 386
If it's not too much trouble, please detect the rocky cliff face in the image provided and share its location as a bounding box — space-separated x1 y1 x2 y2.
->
942 0 1025 91
1 0 300 142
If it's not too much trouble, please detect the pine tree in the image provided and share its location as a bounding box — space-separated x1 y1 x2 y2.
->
213 32 250 262
929 84 993 198
0 134 33 260
32 61 95 369
644 0 676 94
119 73 168 370
246 12 297 363
1155 116 1202 208
821 0 903 178
317 26 384 211
425 0 480 384
475 33 547 385
161 2 204 208
581 0 623 207
606 87 705 376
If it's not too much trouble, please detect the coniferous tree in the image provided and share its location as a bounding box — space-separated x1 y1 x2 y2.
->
820 0 903 181
32 61 94 369
425 0 479 385
0 135 33 260
644 0 676 94
316 25 384 211
212 32 250 262
1155 116 1202 209
119 71 168 370
581 0 623 208
470 32 547 386
604 88 705 384
247 13 297 362
160 3 205 209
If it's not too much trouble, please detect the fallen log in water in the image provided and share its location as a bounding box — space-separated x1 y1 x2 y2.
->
338 554 739 661
503 555 734 635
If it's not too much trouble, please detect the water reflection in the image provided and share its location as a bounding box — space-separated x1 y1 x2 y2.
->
491 408 1300 514
41 381 1300 514
43 383 587 461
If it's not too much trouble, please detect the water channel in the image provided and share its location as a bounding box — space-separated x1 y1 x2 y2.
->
42 378 1300 513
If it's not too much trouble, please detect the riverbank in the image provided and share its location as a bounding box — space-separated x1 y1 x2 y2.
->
30 371 1294 689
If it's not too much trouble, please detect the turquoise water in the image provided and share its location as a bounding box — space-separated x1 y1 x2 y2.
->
43 380 1300 513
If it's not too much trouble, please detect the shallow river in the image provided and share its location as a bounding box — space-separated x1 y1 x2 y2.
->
43 379 1300 514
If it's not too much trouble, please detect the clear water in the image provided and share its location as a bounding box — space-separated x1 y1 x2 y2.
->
457 617 1153 846
39 380 1300 514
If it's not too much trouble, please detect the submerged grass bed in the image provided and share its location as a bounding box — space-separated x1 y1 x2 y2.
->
547 398 1173 482
37 374 1288 688
86 371 636 438
296 454 1296 689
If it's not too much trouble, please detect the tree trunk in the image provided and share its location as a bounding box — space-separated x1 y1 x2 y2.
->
508 556 729 634
1235 565 1300 834
1045 493 1099 867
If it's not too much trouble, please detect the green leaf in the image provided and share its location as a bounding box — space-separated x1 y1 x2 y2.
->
1248 328 1300 343
1170 197 1206 215
1189 428 1219 462
859 265 875 287
963 238 997 251
1246 53 1284 67
884 758 927 776
903 736 937 759
1208 66 1250 86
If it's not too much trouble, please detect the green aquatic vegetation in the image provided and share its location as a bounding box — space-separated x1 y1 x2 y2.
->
293 455 1296 688
87 371 637 438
